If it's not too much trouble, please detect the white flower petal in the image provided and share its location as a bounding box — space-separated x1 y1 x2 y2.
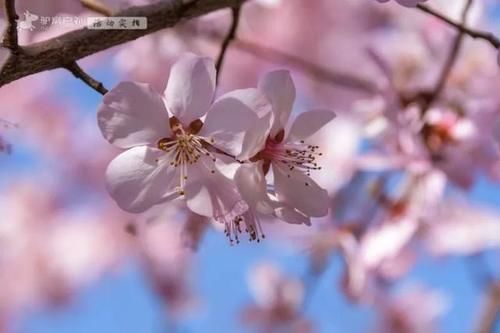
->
258 70 296 138
184 156 248 220
240 111 273 161
274 206 311 225
234 162 274 215
105 146 177 213
273 163 330 217
164 54 216 125
425 205 500 256
358 218 418 270
201 89 271 159
98 82 170 148
288 109 336 141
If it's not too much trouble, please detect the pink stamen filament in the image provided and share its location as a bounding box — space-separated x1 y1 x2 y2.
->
262 140 322 176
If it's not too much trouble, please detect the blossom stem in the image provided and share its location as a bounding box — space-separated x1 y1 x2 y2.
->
420 0 473 112
215 6 242 84
416 3 500 49
64 62 109 95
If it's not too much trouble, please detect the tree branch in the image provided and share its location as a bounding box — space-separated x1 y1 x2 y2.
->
0 0 246 88
2 0 20 53
420 0 473 112
215 6 241 84
64 62 108 95
80 0 113 17
416 3 500 49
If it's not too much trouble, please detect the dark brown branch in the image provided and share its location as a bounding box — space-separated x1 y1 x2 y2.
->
80 0 113 17
0 0 246 88
64 62 108 95
417 3 500 49
215 6 241 84
2 0 19 53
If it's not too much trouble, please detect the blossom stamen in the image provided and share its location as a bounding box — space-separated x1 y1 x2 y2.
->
223 210 265 245
262 138 323 177
157 124 219 194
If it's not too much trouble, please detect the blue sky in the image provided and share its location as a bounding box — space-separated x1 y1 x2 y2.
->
13 227 497 333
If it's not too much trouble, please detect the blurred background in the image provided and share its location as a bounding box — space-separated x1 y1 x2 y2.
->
1 0 500 332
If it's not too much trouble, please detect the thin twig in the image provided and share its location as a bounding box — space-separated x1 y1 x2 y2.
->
2 0 19 53
215 6 241 84
416 3 500 49
420 0 473 112
64 62 108 95
80 0 113 16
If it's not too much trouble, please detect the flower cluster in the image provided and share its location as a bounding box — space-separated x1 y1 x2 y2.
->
97 54 335 244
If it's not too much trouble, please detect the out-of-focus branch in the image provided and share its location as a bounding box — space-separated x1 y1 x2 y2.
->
0 0 247 88
474 282 500 333
80 0 113 17
420 0 473 112
416 3 500 49
194 26 377 93
64 62 108 95
215 6 241 84
234 38 378 93
2 0 20 53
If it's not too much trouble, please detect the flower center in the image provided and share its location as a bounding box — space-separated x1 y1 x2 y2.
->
156 117 216 195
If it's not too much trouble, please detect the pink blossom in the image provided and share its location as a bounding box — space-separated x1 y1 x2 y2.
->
339 172 445 302
99 53 272 242
375 284 449 333
133 206 197 316
306 115 362 195
255 0 282 8
353 16 500 189
242 263 312 333
340 218 419 302
235 70 336 226
424 201 500 256
356 92 500 190
0 182 128 315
